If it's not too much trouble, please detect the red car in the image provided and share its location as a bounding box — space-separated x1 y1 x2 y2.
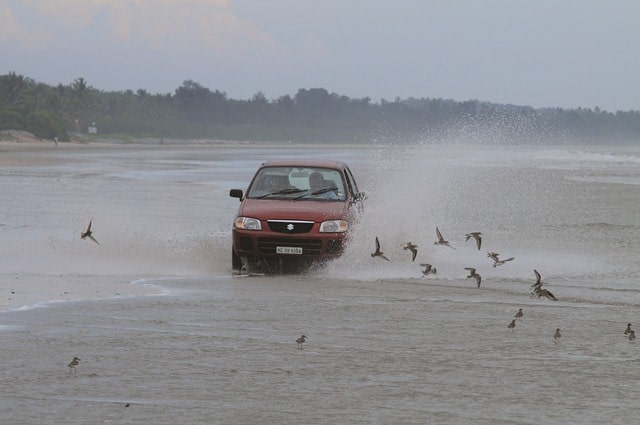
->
229 159 365 272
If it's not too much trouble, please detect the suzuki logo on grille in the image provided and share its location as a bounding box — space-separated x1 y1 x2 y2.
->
287 223 294 231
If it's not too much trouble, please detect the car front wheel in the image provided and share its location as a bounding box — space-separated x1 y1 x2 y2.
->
232 247 242 270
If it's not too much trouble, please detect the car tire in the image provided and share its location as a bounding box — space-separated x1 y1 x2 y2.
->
232 247 242 270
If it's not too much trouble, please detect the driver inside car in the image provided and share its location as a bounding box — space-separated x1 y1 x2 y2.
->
309 172 339 199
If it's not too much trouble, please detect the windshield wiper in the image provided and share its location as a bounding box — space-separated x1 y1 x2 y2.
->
256 188 306 199
293 187 338 200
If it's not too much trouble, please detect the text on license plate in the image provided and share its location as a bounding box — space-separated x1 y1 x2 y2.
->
276 246 303 255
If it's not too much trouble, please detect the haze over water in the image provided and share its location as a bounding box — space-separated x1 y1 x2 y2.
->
1 140 639 424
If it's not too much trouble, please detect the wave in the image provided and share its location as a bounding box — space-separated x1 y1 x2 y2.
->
565 175 640 185
0 277 171 315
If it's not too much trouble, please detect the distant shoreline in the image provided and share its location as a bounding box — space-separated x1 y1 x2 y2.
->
0 129 370 152
0 129 274 146
0 132 371 168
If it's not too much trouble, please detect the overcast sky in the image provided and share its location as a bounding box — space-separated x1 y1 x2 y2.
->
2 1 639 111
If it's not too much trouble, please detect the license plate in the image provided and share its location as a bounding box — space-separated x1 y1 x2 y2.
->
276 246 303 254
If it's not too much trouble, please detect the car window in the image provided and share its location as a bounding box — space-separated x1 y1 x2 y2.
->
247 167 294 197
247 166 346 200
344 166 359 196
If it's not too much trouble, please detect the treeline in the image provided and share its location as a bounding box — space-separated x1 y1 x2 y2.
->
1 72 639 144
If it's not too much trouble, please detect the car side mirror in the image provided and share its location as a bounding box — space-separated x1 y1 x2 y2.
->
351 191 366 204
229 189 243 200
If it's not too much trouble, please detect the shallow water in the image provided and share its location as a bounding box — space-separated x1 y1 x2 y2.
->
1 142 640 424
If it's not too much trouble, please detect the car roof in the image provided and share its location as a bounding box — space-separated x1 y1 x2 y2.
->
260 159 348 169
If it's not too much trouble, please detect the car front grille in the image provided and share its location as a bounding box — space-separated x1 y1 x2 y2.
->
267 220 314 234
257 237 323 255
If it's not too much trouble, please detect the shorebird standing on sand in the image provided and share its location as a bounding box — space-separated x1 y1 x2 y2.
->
625 323 633 335
464 267 482 288
465 232 482 250
296 335 307 349
81 220 100 245
434 227 456 250
371 237 390 261
554 328 561 342
508 320 516 331
629 330 636 341
514 308 524 319
487 252 513 267
420 263 437 276
401 242 418 262
68 356 81 374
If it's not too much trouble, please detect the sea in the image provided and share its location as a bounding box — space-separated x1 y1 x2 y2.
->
1 140 640 424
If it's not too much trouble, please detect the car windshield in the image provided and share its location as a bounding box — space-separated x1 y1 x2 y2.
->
247 166 346 201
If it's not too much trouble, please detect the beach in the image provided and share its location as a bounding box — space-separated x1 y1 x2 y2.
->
0 139 202 313
1 139 640 424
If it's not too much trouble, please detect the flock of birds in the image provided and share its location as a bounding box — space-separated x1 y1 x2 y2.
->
294 226 636 350
370 227 553 297
71 221 634 365
368 226 635 342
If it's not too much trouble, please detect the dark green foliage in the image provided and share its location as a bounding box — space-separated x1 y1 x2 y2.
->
0 72 639 144
25 111 69 141
0 109 24 130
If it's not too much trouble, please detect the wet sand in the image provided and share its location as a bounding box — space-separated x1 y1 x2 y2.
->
2 140 640 424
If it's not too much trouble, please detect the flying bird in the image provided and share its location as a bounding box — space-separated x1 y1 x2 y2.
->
401 242 418 262
434 227 456 250
530 269 557 300
371 237 390 261
465 232 482 250
420 263 437 276
532 269 544 289
532 286 557 301
68 356 81 374
464 267 482 288
81 220 100 245
296 334 307 348
487 252 513 267
493 257 515 267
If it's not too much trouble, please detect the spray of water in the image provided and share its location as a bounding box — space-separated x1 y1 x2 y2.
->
1 138 619 289
324 134 610 282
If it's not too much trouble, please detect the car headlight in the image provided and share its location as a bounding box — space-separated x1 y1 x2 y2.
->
319 220 348 233
234 217 262 230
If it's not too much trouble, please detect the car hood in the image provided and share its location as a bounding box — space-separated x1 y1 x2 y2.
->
238 198 349 221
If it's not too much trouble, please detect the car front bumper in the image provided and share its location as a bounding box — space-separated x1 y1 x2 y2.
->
232 228 346 260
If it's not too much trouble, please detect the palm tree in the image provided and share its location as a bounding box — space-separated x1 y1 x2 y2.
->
0 72 29 110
